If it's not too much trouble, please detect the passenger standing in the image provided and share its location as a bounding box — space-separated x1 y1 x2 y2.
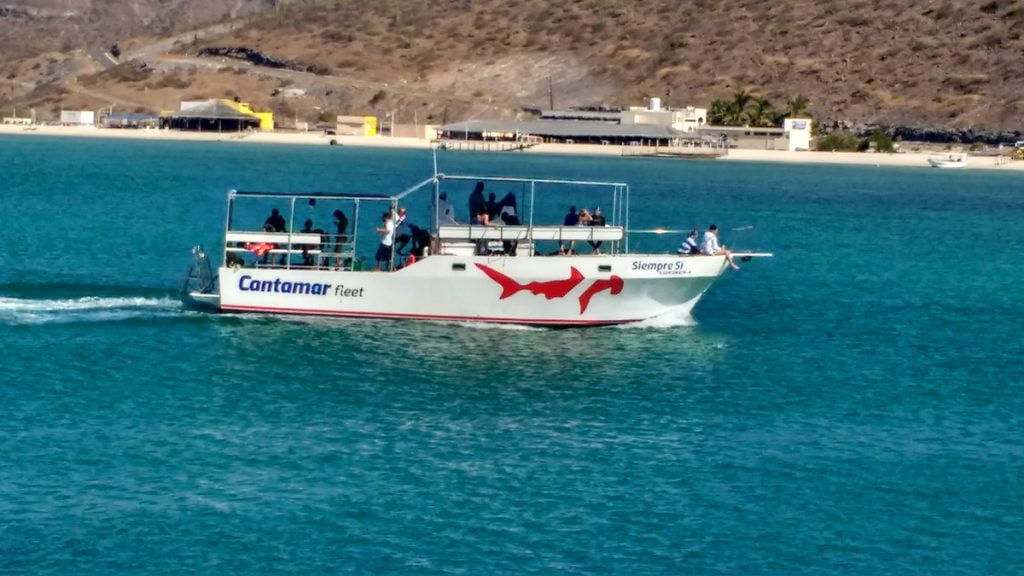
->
332 209 349 269
299 219 317 266
471 207 495 255
588 207 606 254
376 211 396 271
468 181 486 222
498 193 520 255
394 207 411 254
332 209 349 246
561 206 579 254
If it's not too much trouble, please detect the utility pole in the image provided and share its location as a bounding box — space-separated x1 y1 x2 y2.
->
548 77 554 110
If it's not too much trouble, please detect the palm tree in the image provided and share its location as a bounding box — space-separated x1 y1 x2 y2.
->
786 95 811 118
725 90 753 126
709 99 730 125
749 98 776 127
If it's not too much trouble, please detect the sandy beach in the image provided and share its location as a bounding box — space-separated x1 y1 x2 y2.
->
2 124 1022 171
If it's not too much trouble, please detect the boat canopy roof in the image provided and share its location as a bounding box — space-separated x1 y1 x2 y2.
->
230 173 628 204
231 189 395 201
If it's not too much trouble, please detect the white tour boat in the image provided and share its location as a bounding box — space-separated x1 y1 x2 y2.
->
928 152 967 169
182 170 770 327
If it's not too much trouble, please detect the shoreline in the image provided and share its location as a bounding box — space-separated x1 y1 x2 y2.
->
2 124 1022 171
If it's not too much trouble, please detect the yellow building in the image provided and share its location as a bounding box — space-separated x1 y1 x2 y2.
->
223 100 275 131
336 115 378 136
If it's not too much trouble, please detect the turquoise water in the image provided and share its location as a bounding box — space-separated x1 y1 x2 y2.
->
1 136 1022 574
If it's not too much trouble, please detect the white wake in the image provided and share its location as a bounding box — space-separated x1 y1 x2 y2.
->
0 295 184 325
618 307 698 329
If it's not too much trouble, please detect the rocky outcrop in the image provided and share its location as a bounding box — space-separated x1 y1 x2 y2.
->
197 46 330 75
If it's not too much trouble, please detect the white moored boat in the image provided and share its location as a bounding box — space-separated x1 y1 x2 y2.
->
928 152 967 169
182 170 770 327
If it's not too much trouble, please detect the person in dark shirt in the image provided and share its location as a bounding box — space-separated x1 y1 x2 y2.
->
468 181 486 222
299 219 318 266
588 206 606 254
486 192 499 220
332 209 349 245
264 208 287 233
471 207 495 255
563 205 579 226
560 206 579 254
332 209 349 269
498 193 519 225
498 193 520 255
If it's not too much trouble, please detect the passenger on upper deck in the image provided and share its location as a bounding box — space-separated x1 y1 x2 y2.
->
299 219 321 266
471 207 496 255
437 192 457 225
498 193 520 256
579 208 593 226
560 206 579 254
701 224 740 270
588 207 606 254
264 208 287 233
471 207 495 226
498 193 519 225
468 182 486 222
563 205 579 227
486 193 499 220
333 209 349 246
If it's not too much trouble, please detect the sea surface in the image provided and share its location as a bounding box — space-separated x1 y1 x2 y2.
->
0 135 1022 575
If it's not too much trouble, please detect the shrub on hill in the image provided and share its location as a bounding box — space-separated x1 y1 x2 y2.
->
858 130 896 153
816 131 860 152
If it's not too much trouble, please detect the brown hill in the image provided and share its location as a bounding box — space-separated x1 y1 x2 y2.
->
2 0 1023 132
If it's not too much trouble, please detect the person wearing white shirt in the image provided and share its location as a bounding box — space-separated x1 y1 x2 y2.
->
394 207 411 254
700 224 740 270
375 211 396 271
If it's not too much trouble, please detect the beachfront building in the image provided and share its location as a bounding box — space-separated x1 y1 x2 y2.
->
437 99 712 146
335 115 378 136
60 110 96 126
698 118 813 151
437 118 698 146
102 113 160 129
167 100 274 132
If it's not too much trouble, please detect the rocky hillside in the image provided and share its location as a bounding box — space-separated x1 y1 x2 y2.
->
2 0 1023 134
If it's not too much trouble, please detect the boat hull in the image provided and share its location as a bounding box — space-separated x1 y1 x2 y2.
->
928 157 967 169
212 254 730 326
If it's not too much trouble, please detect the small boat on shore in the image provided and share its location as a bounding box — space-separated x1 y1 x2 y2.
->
928 153 967 169
182 168 770 327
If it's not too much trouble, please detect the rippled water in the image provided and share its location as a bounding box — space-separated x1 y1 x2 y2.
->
1 136 1022 574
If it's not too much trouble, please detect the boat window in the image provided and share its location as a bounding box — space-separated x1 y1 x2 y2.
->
452 263 466 271
599 265 612 273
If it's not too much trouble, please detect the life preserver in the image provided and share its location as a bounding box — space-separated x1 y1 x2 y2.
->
245 242 275 256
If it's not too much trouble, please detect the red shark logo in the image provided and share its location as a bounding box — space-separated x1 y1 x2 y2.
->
578 276 624 313
476 263 624 315
475 264 584 299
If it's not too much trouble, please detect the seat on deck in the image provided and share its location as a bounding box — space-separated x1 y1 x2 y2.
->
224 231 325 255
437 225 623 242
